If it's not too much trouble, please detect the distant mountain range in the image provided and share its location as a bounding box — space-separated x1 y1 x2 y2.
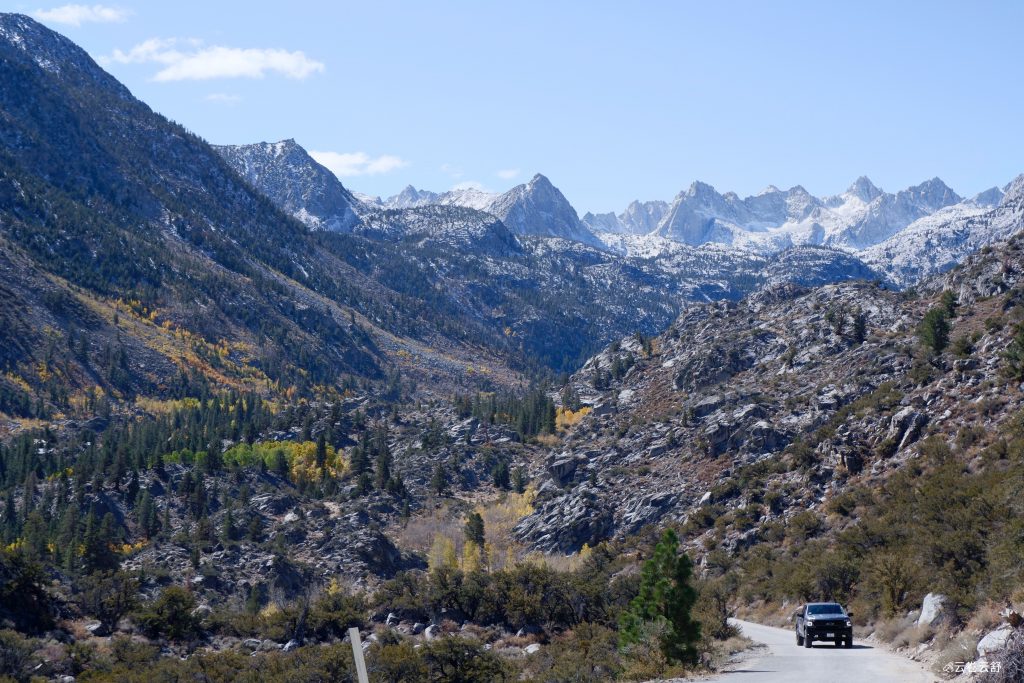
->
220 136 1022 289
3 10 1023 414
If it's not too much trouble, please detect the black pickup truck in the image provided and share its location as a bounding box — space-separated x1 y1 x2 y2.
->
793 602 853 648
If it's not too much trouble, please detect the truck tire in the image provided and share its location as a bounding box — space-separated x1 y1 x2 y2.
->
844 637 853 648
804 635 813 648
796 633 804 646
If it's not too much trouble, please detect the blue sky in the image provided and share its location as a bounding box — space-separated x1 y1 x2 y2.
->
14 1 1024 211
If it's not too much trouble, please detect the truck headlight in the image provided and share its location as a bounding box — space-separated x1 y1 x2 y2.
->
845 619 852 627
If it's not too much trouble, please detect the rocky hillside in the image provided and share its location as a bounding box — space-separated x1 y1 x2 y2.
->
517 226 1024 557
0 13 389 407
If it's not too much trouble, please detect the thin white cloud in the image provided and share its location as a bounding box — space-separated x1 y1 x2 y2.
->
310 151 409 178
106 38 324 81
33 4 130 26
205 92 241 104
496 168 520 180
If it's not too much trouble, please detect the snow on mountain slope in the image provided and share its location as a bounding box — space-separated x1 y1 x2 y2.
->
381 185 440 209
651 176 961 251
434 187 497 212
354 204 522 255
583 200 669 235
219 132 1016 293
215 139 362 232
370 185 498 212
860 177 1024 287
371 175 600 246
829 177 961 249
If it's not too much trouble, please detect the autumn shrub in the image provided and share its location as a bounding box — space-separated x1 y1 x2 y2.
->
521 622 622 682
77 644 357 683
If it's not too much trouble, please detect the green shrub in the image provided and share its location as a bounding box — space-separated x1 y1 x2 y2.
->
133 586 201 641
0 629 35 683
307 589 366 641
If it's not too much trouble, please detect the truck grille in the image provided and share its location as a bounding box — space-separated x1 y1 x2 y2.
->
813 619 845 628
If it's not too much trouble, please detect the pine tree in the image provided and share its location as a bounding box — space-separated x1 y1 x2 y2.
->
126 471 140 507
619 529 701 665
919 307 951 355
221 507 237 544
464 511 485 547
81 508 117 574
430 462 448 496
315 432 327 472
2 491 16 543
511 467 527 494
851 308 868 344
137 491 158 539
940 289 958 318
492 461 510 490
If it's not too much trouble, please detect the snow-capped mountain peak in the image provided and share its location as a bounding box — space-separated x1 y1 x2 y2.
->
486 173 602 246
1001 174 1024 206
971 186 1004 207
846 175 883 203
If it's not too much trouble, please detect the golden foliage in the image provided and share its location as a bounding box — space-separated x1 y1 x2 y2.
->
461 541 483 573
428 534 458 573
556 406 592 431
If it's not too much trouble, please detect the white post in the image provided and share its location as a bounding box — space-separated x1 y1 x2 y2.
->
349 627 370 683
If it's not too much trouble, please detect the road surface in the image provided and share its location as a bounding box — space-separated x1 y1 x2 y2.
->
705 619 935 683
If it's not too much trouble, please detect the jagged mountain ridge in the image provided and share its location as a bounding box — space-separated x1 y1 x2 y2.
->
648 176 962 250
485 173 602 246
859 179 1024 287
582 200 670 236
226 131 1021 294
355 166 1017 292
214 139 362 232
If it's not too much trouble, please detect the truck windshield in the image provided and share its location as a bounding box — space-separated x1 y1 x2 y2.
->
808 604 844 615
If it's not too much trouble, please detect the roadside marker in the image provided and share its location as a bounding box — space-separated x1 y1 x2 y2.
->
349 627 370 683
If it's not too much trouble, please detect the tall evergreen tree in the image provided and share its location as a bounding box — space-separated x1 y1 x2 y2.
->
619 529 701 665
919 306 951 355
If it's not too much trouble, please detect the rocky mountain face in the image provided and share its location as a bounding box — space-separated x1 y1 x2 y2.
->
582 200 669 235
358 174 602 246
232 134 1022 301
463 173 602 246
215 139 362 232
860 178 1024 287
221 137 894 375
0 14 699 406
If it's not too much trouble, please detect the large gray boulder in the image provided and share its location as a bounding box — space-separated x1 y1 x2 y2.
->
977 625 1013 658
917 593 948 627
